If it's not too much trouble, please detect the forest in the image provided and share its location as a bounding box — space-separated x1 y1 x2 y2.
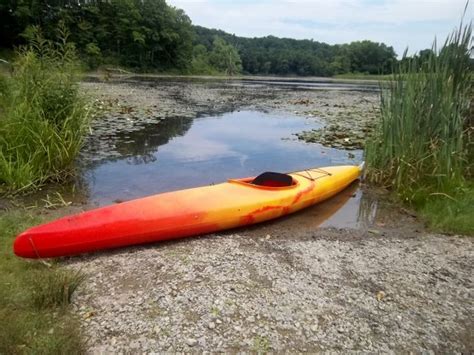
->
1 0 398 76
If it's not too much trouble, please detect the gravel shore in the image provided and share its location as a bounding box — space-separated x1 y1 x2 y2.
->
67 225 473 353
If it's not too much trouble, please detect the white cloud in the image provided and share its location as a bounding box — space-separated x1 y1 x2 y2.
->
168 0 472 55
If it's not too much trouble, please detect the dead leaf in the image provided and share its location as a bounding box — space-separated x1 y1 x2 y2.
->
83 311 96 319
376 291 386 302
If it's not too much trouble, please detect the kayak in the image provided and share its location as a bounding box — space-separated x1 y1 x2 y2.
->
14 164 363 259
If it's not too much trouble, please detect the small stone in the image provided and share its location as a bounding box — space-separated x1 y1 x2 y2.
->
208 322 216 329
186 338 198 347
129 341 140 349
368 229 381 235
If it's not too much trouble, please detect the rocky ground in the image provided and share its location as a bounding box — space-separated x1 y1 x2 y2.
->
65 195 473 353
60 77 474 353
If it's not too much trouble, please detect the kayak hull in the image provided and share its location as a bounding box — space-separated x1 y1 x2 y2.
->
14 165 362 258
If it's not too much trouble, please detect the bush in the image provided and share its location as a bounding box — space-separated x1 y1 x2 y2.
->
0 24 91 193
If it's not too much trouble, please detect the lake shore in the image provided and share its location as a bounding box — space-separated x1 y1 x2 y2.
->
2 76 472 353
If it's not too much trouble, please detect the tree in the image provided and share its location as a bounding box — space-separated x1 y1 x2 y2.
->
209 37 242 75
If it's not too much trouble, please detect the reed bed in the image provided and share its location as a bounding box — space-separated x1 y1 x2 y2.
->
0 25 91 193
365 21 473 233
365 22 472 197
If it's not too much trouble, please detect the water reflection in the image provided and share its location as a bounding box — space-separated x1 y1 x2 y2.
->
244 181 377 234
80 110 363 206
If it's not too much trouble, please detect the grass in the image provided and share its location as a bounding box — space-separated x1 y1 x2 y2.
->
0 209 85 354
365 19 473 235
253 335 270 353
0 24 91 193
416 185 474 235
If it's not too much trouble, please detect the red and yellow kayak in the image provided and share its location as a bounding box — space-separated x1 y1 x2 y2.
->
14 164 363 258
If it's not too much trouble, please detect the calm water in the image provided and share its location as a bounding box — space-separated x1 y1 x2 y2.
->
91 76 379 92
77 109 377 228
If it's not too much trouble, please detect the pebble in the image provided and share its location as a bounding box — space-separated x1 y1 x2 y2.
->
186 338 198 347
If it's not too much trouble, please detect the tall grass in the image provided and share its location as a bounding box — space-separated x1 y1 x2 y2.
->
365 21 472 203
0 24 91 193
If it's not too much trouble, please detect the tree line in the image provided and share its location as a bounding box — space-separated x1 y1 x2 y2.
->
1 0 399 76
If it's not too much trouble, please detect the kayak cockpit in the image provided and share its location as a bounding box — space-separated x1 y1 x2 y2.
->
229 171 299 190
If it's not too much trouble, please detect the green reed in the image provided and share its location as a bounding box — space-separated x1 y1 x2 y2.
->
0 24 91 193
365 21 472 203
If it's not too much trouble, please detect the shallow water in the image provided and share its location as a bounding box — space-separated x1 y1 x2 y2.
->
79 110 362 205
88 75 379 92
69 109 379 229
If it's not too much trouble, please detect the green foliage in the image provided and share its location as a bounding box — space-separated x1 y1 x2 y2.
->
365 21 473 234
344 40 396 74
190 44 219 75
1 1 398 75
1 0 194 71
31 269 85 309
189 37 243 75
0 210 84 354
0 24 91 192
417 184 474 235
194 26 397 76
208 37 242 75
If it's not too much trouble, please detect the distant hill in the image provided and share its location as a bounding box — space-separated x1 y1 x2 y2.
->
193 25 396 76
0 0 396 76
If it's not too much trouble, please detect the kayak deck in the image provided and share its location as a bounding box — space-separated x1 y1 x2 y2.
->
14 165 362 258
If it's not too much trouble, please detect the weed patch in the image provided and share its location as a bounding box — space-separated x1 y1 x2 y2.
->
0 24 91 193
0 209 84 353
365 19 473 235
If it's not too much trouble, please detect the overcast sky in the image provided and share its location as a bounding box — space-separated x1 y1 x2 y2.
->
167 0 472 56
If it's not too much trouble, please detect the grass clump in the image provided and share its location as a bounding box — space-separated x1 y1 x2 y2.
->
0 209 85 354
365 19 473 234
0 24 91 193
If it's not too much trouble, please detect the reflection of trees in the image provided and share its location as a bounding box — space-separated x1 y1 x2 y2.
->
114 117 194 163
83 116 194 168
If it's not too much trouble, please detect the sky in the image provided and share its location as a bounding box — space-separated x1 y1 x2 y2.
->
167 0 473 56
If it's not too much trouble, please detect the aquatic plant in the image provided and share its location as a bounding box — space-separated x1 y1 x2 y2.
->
365 19 472 199
0 24 91 193
365 17 473 234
